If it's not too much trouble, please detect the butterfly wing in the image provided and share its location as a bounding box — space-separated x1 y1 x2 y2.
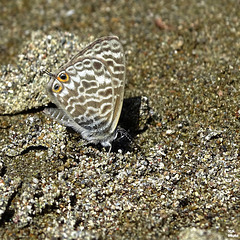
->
45 36 125 146
72 36 126 134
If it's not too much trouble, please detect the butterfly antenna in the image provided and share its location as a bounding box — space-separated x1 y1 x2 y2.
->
40 69 56 78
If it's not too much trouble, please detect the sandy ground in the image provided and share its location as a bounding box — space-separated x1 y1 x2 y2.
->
0 0 239 239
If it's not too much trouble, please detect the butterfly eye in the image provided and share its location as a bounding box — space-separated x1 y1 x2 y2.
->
52 83 62 93
57 72 69 82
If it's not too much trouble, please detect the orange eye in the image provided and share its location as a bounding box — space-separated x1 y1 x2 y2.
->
52 83 62 93
57 72 69 82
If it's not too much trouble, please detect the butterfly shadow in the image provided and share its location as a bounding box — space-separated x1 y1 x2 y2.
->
110 96 151 153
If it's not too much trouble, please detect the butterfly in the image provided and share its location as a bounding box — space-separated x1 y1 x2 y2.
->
42 36 126 150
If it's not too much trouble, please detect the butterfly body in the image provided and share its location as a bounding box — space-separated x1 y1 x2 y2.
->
44 36 126 148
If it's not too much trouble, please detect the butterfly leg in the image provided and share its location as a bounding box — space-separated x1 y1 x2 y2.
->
116 127 132 143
